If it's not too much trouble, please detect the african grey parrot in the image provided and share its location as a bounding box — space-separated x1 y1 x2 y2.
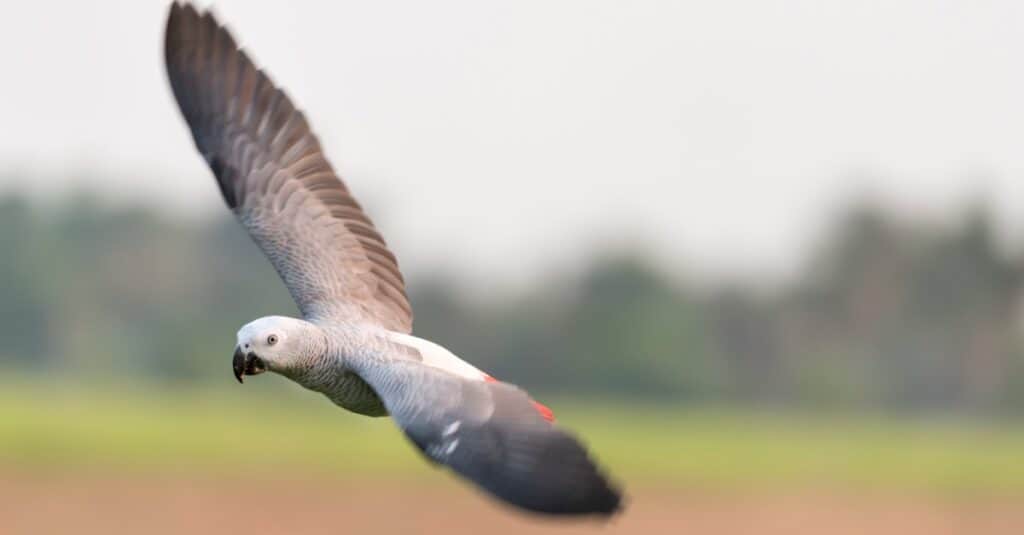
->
164 2 622 516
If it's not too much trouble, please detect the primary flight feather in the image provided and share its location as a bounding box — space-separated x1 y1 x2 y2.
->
164 2 622 515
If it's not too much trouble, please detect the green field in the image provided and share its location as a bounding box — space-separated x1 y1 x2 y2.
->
2 378 1024 496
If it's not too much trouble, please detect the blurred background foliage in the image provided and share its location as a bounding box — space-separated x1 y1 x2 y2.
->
3 181 1023 416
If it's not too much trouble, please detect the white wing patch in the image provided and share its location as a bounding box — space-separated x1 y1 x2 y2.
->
424 419 465 461
443 420 462 436
385 331 490 381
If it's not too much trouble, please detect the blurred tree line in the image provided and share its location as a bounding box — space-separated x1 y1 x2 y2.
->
1 192 1023 413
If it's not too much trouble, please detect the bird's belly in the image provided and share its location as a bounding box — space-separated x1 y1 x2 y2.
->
322 371 389 417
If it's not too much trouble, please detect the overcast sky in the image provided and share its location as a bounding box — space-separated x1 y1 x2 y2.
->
3 1 1024 288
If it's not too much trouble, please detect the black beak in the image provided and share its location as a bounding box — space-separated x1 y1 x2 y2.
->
232 346 266 384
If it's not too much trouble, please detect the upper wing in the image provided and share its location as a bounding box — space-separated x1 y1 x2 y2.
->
164 3 412 332
355 358 622 515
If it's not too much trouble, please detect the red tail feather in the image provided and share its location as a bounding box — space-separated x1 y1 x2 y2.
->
531 400 556 422
484 374 555 422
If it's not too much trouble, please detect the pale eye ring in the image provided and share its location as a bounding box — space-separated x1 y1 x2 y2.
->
267 334 278 346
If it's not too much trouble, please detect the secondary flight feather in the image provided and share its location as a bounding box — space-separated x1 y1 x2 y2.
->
164 2 622 516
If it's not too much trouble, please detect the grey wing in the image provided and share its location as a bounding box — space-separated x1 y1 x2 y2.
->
164 4 412 331
357 359 623 516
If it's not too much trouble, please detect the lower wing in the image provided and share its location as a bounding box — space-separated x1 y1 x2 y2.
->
353 357 622 516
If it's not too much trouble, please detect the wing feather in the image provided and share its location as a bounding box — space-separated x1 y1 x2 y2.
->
355 358 623 516
165 3 412 331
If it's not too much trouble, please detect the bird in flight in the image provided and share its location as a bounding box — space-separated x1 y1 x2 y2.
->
163 2 621 516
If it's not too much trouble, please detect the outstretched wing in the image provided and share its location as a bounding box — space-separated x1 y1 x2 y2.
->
355 358 622 515
164 3 412 332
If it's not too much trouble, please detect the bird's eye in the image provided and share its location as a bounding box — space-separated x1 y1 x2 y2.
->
267 334 278 346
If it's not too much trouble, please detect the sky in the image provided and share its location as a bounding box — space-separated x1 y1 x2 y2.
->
2 1 1024 289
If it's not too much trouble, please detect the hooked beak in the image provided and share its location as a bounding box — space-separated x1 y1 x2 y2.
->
232 346 266 384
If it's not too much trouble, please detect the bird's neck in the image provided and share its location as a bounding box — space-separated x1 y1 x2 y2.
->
277 321 332 386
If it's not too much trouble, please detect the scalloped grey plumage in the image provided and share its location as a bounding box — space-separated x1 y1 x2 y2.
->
164 3 412 332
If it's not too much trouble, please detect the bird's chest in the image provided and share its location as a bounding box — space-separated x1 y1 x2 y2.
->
300 328 395 417
325 371 388 416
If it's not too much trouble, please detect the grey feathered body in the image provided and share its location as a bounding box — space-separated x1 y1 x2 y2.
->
276 322 394 417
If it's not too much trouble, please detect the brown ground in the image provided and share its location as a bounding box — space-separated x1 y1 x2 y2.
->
1 474 1023 535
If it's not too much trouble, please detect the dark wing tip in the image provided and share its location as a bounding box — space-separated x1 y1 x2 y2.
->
164 2 202 65
522 429 624 516
436 382 627 516
441 421 625 516
164 1 237 115
164 2 248 209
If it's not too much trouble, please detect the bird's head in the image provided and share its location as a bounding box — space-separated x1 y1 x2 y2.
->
232 316 310 383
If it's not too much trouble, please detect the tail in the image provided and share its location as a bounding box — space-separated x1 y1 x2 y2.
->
484 374 555 422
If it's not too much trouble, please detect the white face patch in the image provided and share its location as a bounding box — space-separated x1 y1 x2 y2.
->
237 316 293 349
